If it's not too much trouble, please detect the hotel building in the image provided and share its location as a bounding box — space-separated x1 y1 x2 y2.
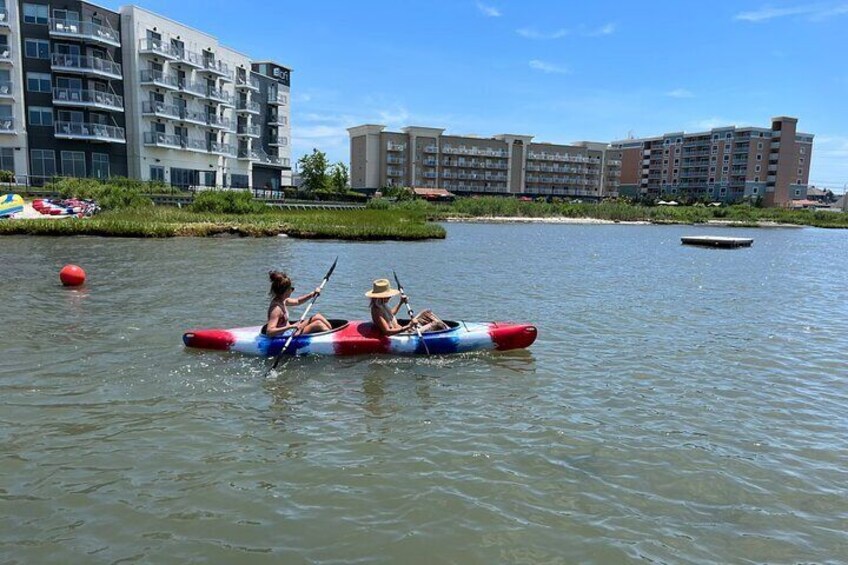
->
4 1 290 188
612 117 813 206
348 125 622 198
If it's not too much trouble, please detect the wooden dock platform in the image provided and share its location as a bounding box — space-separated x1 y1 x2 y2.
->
681 235 754 248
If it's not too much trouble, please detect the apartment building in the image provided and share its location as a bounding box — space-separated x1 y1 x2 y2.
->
348 125 621 198
613 117 813 206
1 1 290 188
1 0 28 175
120 6 290 189
19 0 127 182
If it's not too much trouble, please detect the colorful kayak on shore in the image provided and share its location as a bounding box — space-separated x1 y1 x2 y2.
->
183 320 537 357
0 194 24 218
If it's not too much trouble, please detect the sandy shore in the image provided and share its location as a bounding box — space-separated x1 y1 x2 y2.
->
442 216 803 228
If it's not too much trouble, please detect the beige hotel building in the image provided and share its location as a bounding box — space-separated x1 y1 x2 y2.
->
348 125 622 199
612 116 813 206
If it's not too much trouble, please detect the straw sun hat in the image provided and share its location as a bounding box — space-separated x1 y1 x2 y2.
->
365 278 400 298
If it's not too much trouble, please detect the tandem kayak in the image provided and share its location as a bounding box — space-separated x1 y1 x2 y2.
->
183 319 537 357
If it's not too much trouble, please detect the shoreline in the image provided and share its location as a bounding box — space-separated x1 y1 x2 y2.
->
442 216 805 228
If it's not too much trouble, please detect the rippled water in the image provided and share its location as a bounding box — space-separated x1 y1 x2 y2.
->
2 223 847 563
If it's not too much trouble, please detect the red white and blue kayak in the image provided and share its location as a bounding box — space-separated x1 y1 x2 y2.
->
183 320 537 357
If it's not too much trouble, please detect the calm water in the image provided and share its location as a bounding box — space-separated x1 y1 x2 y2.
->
2 223 847 563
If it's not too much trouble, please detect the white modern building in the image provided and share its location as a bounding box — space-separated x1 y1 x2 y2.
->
1 0 30 176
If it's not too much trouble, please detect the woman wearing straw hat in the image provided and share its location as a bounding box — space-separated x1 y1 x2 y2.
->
366 278 447 336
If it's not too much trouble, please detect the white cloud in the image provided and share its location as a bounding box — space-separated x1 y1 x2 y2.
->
734 3 848 22
529 59 569 74
476 1 501 17
516 27 569 39
584 22 616 36
666 88 695 98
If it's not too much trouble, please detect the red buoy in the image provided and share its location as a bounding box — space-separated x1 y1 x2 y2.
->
60 264 86 286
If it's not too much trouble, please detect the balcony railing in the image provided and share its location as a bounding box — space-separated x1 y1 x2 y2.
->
206 114 233 130
237 124 260 137
0 45 11 62
235 75 260 90
236 99 260 113
0 80 12 97
0 8 9 27
49 18 120 47
268 114 287 126
208 140 236 156
53 88 124 111
55 121 125 143
0 117 14 133
269 135 287 146
206 86 233 105
142 100 179 119
386 142 406 151
143 131 205 151
267 91 287 105
237 148 289 167
201 58 232 80
178 79 207 97
139 38 176 59
139 69 178 89
51 54 122 79
172 48 202 68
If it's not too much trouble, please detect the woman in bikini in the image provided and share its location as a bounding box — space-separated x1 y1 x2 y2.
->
264 271 332 337
365 278 447 336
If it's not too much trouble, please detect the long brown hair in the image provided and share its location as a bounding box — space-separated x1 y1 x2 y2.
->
269 271 292 298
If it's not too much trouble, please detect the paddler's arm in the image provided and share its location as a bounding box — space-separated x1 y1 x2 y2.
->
265 307 301 337
390 294 408 316
372 308 416 336
286 287 321 306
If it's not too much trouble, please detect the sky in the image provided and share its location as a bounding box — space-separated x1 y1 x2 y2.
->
103 0 847 189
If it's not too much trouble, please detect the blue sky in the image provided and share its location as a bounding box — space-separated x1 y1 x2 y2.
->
106 0 847 189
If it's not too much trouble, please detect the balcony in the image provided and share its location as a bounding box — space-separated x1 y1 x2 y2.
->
0 45 11 64
51 54 122 80
49 18 121 47
268 134 287 147
0 117 15 133
200 59 232 81
55 121 125 143
208 140 236 156
172 48 202 68
206 114 233 131
138 38 177 60
53 88 124 111
178 79 207 98
237 124 260 137
139 69 178 90
268 113 287 126
386 167 404 177
386 142 406 152
267 91 287 105
235 75 260 91
237 148 289 167
424 145 438 153
141 100 179 120
387 155 405 165
236 99 260 114
0 80 12 98
206 86 233 106
0 8 9 27
143 131 205 152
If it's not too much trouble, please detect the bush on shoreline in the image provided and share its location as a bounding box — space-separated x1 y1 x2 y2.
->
47 177 153 210
189 190 267 214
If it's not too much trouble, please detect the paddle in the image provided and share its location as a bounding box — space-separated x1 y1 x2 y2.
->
268 257 338 372
393 270 430 355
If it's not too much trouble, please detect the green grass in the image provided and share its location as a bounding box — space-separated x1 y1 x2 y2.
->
0 207 446 240
370 197 848 229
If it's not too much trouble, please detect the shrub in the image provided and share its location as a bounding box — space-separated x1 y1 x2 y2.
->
48 177 153 210
189 190 267 214
0 170 14 183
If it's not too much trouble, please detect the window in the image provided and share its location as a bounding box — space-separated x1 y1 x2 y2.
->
230 174 249 188
798 168 803 175
758 142 763 150
675 148 680 154
726 133 732 139
755 165 761 172
673 169 678 175
52 9 79 21
752 187 759 194
61 151 86 177
711 145 718 153
795 189 801 196
710 166 716 173
722 166 729 173
711 156 717 163
149 165 165 182
663 159 668 166
673 158 679 165
26 72 51 92
709 177 715 183
28 106 53 126
202 171 216 187
800 147 805 155
0 147 14 173
25 39 50 59
723 155 730 162
799 158 804 164
754 176 759 182
23 3 49 24
712 134 719 141
92 153 109 179
30 149 55 178
756 154 762 161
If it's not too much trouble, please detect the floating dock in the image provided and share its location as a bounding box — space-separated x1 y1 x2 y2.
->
681 235 754 248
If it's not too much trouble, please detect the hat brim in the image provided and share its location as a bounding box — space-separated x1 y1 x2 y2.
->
365 289 400 298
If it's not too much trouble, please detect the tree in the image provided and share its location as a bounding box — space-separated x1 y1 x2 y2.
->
329 162 349 193
298 149 330 193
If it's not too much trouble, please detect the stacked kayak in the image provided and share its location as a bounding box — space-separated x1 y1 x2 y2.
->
32 198 100 217
183 320 537 357
0 193 24 218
